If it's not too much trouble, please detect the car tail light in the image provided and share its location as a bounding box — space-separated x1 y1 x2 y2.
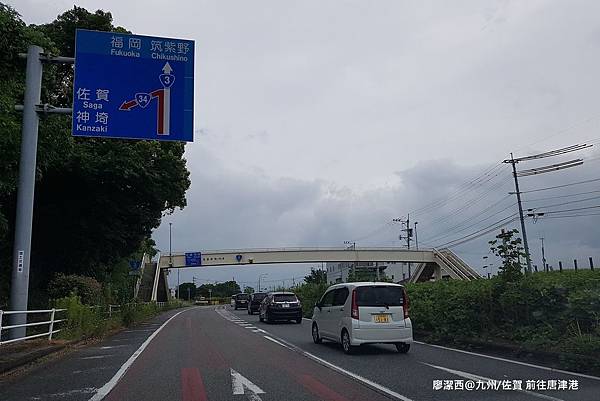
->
351 289 359 319
402 288 409 319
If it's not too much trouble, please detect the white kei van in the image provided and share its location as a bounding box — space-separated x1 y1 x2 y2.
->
311 282 412 354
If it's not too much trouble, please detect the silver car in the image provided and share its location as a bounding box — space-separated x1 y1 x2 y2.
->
311 282 412 354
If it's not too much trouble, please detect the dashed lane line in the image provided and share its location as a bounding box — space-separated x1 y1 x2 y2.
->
217 308 412 401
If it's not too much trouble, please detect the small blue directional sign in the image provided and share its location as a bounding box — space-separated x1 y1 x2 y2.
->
72 29 194 141
185 252 202 267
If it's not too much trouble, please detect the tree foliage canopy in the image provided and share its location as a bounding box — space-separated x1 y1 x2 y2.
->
489 228 526 282
0 4 190 306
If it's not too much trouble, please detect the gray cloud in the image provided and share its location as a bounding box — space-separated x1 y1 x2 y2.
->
8 0 600 285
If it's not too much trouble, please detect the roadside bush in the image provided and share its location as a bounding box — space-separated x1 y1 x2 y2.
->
121 302 159 327
406 270 600 359
48 273 103 305
54 295 109 339
295 281 328 318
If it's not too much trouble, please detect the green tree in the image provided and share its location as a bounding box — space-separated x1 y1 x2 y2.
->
244 286 254 294
0 5 190 307
178 282 196 300
304 268 326 285
489 229 525 282
47 273 102 305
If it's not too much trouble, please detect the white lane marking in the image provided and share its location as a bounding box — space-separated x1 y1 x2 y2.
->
98 345 128 350
422 362 565 401
245 326 258 329
34 387 97 399
122 329 154 332
261 334 412 401
302 318 312 322
88 307 197 401
252 330 261 333
255 329 267 333
415 341 600 381
80 355 115 360
231 368 265 398
72 367 111 374
263 335 291 348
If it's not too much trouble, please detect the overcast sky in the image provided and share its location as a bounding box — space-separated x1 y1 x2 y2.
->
10 0 600 288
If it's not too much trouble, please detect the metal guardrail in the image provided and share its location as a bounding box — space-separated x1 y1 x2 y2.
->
0 308 66 345
0 301 181 346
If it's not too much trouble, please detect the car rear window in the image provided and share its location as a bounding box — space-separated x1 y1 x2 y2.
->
253 293 266 301
355 286 404 307
274 294 297 302
236 294 249 300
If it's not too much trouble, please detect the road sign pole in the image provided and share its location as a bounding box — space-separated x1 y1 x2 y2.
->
9 46 44 339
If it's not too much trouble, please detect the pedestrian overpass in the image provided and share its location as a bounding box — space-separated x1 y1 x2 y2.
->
135 247 480 302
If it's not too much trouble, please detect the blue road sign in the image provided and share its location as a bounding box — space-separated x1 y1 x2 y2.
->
185 252 202 267
72 29 194 141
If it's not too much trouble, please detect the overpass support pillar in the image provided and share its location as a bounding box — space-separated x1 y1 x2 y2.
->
433 264 442 280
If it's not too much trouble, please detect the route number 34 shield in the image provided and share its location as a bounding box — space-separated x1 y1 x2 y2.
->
135 93 151 108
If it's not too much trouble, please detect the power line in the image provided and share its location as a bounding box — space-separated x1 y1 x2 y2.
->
409 162 507 216
422 201 517 244
350 221 394 243
540 205 600 214
518 178 600 194
522 189 600 202
529 195 600 210
435 214 520 249
420 177 512 227
419 195 513 241
538 212 600 219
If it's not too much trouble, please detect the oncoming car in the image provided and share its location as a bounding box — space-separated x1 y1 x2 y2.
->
259 292 302 324
311 282 412 354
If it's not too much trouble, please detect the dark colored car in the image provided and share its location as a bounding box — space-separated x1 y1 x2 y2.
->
248 292 267 315
234 293 249 310
259 292 302 324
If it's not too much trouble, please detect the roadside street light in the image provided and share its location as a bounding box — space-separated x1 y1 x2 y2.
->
258 273 268 292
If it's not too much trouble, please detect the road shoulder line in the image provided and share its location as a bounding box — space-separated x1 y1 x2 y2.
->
415 341 600 381
88 307 197 401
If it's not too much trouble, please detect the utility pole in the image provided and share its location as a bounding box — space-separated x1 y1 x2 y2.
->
504 144 591 275
393 216 413 279
540 237 547 273
505 153 532 274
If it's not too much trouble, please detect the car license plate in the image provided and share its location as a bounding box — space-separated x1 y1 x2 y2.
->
283 303 289 308
374 314 390 323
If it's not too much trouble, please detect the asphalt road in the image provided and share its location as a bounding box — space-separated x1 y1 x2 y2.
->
1 305 599 401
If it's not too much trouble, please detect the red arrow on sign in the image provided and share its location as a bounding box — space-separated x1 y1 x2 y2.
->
119 99 138 111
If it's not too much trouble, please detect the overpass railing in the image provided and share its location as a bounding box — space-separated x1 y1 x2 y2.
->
167 246 435 254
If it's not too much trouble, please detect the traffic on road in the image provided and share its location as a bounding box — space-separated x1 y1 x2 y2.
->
2 297 599 401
